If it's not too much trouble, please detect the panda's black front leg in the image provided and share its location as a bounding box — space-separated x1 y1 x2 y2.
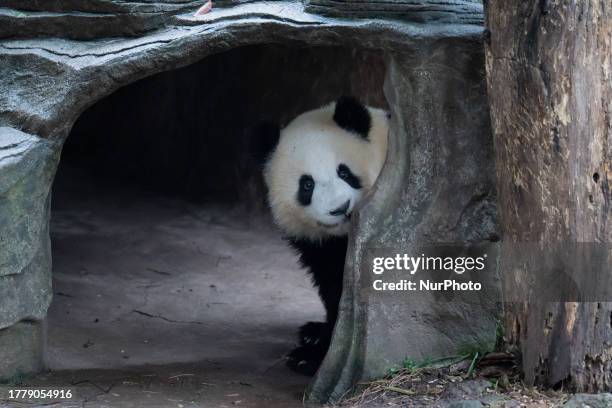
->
295 276 340 346
286 236 347 375
287 267 343 374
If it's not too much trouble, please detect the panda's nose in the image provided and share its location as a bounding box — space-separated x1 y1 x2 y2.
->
329 200 350 216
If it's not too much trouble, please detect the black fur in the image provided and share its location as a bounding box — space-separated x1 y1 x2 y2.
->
286 236 347 375
333 96 371 139
337 163 362 189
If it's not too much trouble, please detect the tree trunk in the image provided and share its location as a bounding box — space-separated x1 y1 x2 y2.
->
484 1 612 391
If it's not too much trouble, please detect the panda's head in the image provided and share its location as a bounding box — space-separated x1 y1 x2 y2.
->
257 97 389 240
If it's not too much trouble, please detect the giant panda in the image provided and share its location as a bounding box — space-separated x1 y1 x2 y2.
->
256 96 389 374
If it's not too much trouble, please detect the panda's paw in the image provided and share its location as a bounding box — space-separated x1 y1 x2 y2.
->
287 322 332 375
286 344 325 376
298 321 328 346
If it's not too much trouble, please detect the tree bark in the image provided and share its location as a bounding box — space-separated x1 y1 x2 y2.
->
484 1 612 391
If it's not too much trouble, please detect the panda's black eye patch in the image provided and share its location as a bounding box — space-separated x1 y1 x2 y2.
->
297 174 315 206
337 164 362 189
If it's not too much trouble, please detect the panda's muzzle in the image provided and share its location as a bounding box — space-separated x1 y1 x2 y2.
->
329 200 351 217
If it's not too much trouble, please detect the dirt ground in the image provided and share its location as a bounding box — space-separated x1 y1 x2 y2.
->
2 169 323 407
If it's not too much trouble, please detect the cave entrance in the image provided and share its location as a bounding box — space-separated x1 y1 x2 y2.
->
48 44 386 405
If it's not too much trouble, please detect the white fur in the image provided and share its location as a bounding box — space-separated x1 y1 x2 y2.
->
264 101 388 240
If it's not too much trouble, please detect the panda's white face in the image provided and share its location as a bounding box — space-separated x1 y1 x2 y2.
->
263 97 389 240
290 140 365 236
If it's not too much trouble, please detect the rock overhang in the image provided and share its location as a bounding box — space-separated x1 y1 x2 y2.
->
0 1 484 139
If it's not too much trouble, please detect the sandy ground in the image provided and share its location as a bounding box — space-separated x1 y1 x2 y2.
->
5 170 323 407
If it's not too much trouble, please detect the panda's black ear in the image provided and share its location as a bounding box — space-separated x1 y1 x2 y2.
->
333 96 371 139
250 121 280 166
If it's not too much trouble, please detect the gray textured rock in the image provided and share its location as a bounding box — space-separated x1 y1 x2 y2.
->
445 401 484 408
0 320 46 382
310 42 500 402
0 128 56 276
0 0 483 40
563 393 612 408
0 0 201 39
0 128 57 329
0 232 53 329
306 0 483 24
0 0 496 402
